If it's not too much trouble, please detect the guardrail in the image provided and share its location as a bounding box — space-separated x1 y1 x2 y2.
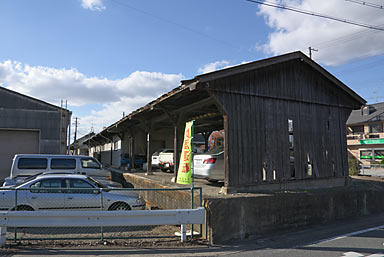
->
0 187 203 243
0 207 205 246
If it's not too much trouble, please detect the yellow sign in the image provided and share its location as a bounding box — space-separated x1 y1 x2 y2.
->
176 120 194 185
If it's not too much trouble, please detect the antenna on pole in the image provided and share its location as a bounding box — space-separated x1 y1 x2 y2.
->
308 47 318 59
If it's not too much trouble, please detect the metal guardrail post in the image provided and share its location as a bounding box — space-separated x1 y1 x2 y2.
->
14 188 17 242
0 226 6 246
100 188 104 241
191 187 194 240
180 224 186 242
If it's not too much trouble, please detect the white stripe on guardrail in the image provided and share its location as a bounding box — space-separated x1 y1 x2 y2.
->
0 207 205 245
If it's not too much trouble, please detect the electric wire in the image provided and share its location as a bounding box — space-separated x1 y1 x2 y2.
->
345 0 384 10
246 0 384 31
109 0 237 48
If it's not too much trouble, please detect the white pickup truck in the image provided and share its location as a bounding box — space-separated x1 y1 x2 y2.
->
158 150 174 172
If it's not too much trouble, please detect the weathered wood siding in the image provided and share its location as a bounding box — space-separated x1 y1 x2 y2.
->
209 59 353 188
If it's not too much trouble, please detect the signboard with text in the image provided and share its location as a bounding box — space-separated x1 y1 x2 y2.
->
176 120 194 185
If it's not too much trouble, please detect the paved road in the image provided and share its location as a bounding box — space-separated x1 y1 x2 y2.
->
2 214 384 257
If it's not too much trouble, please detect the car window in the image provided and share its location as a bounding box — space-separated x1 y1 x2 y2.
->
164 149 173 153
30 178 63 193
81 158 100 169
51 158 76 170
18 158 48 169
65 178 95 194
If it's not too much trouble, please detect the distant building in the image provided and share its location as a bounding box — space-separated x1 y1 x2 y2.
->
0 86 71 181
347 102 384 165
70 132 95 156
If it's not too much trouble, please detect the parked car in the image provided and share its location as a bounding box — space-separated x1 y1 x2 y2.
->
159 149 174 172
151 149 172 169
120 154 146 170
3 154 113 187
193 147 224 182
0 173 146 211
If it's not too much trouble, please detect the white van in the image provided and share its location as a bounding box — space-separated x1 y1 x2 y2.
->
3 154 113 187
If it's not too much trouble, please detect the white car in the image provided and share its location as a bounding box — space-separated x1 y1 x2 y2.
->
193 147 224 182
0 174 146 211
151 149 172 169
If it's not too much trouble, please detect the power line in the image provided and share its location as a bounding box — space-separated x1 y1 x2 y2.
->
109 0 237 48
345 0 384 10
246 0 384 31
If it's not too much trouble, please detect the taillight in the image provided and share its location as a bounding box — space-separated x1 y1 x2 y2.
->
203 158 216 164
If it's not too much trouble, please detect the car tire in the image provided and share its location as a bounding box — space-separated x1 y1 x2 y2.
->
108 202 131 211
11 205 34 211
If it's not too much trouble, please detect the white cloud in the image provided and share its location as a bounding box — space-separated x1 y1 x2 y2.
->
198 60 230 74
82 0 106 11
257 0 384 66
0 60 183 133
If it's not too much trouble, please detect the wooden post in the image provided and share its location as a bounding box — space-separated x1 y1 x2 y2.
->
174 125 178 178
129 136 135 171
146 132 153 175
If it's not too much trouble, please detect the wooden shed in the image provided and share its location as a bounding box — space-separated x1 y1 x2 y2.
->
89 51 366 193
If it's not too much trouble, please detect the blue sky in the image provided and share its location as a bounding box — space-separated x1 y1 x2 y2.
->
0 0 383 138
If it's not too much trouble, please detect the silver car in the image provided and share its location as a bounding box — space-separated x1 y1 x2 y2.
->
0 174 146 211
193 147 224 182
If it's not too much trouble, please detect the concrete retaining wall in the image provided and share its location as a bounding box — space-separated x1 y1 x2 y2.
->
123 172 384 245
204 188 384 244
123 173 201 210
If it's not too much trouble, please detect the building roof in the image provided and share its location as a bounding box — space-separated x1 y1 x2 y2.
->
347 102 384 125
90 51 366 140
0 86 71 113
182 51 366 106
70 132 95 148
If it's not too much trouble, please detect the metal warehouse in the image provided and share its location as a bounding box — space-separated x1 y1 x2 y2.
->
87 51 365 193
0 87 71 181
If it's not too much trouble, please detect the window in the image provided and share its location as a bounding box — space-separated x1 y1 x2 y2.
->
81 158 100 169
66 179 95 194
369 123 383 133
113 141 119 151
374 150 384 159
288 119 295 178
51 158 76 170
351 125 364 134
18 158 48 170
30 178 63 193
360 150 373 159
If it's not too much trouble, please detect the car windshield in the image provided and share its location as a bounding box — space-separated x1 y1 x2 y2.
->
81 158 101 169
87 176 106 188
206 147 224 155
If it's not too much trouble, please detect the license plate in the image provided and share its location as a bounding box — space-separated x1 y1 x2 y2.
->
165 163 169 168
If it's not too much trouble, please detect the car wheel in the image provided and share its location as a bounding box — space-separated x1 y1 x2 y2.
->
11 205 34 211
108 202 131 211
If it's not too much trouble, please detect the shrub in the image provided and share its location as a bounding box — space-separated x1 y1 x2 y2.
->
348 156 360 176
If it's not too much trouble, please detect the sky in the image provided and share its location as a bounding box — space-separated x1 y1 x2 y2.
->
0 0 383 140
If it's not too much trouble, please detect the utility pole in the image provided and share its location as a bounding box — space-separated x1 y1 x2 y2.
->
73 117 80 142
308 47 318 59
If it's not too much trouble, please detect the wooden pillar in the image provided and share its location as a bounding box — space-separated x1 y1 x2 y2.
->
146 132 153 175
110 141 113 166
129 136 135 171
173 125 179 179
